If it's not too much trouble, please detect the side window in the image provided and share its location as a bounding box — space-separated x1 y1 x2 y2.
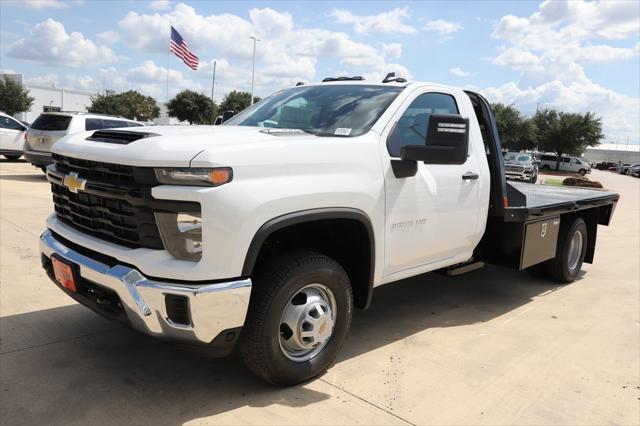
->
0 116 24 130
127 121 143 127
563 157 570 164
85 118 104 131
387 92 459 157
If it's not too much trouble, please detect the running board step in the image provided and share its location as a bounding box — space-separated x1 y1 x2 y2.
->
445 261 485 276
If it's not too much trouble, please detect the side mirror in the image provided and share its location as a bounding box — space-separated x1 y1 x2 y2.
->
401 114 469 165
221 110 235 123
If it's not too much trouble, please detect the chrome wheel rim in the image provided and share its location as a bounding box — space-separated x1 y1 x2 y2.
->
567 230 583 272
278 283 337 362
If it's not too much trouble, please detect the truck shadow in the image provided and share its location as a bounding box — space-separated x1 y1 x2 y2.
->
0 264 566 425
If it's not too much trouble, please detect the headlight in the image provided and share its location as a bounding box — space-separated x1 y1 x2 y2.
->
155 212 203 261
155 167 232 187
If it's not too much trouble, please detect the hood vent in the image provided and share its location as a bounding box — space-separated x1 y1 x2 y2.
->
86 130 158 145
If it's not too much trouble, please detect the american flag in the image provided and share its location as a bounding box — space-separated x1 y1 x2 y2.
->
170 26 199 70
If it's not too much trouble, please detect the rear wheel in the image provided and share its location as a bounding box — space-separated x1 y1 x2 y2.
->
239 251 353 386
541 165 550 170
544 217 587 283
3 155 20 161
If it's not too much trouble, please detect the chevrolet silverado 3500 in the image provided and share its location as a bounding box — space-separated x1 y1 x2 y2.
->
40 78 618 385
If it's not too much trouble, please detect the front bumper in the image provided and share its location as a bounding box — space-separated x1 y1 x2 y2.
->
24 150 53 167
40 229 252 353
505 171 534 181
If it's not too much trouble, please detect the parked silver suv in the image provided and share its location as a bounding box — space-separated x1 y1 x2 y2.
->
25 112 145 170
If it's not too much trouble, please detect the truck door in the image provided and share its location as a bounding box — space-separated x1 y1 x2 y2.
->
380 89 483 278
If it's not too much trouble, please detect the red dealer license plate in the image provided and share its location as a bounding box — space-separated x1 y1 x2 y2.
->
52 256 77 293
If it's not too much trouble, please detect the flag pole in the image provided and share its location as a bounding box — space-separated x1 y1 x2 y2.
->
211 60 216 103
166 26 171 103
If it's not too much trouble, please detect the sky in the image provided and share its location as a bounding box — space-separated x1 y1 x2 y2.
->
1 0 639 144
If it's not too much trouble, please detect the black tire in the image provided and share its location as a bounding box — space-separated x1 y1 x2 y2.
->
3 155 21 161
578 169 587 176
544 217 587 283
530 174 537 184
541 165 550 170
239 250 353 386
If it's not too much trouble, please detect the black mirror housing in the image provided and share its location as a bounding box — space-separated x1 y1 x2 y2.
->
221 110 235 123
400 114 469 165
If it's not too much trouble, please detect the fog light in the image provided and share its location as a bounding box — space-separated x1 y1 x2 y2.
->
155 212 203 261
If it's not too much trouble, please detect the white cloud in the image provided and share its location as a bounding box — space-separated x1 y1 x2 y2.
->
117 4 410 96
381 43 402 60
330 7 417 35
27 74 60 86
492 0 639 65
97 30 119 44
4 0 67 9
449 67 471 77
487 0 640 144
7 19 117 68
148 0 171 11
483 79 640 145
423 19 463 36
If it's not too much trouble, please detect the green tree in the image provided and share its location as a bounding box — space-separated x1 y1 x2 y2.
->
167 90 217 124
491 103 537 151
534 108 603 170
88 90 160 121
218 90 261 114
0 76 35 116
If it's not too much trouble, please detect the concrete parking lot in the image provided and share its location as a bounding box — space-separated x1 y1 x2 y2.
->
1 160 638 425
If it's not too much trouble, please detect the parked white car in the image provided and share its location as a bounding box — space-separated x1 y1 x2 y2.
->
0 111 28 160
24 112 145 170
538 153 591 175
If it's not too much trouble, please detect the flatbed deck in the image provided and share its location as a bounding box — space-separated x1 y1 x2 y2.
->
503 182 619 222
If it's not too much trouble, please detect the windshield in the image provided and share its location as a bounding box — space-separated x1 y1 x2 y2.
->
225 84 403 137
31 114 72 131
504 153 532 162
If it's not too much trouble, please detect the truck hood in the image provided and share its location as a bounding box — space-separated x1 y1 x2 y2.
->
51 125 318 167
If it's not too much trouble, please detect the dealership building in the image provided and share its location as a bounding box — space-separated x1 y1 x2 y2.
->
584 143 640 164
2 73 96 123
1 73 179 125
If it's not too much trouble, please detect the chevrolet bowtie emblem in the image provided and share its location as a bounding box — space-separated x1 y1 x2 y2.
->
63 172 87 193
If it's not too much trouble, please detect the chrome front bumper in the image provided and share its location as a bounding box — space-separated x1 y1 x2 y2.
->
40 230 252 347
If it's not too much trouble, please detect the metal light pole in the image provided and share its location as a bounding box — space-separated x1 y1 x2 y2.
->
249 35 260 106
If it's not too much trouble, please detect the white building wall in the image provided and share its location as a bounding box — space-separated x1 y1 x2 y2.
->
20 85 95 123
585 144 640 164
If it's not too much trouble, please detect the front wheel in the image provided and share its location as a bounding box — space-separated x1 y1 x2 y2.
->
578 169 587 176
530 174 537 184
239 251 353 386
541 165 551 170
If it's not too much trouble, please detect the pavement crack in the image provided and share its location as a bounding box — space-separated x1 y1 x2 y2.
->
319 378 416 425
0 215 43 238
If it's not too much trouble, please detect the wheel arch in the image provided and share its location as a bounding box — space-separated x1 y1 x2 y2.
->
242 208 376 310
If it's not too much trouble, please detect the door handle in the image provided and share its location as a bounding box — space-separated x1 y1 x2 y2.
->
462 172 479 180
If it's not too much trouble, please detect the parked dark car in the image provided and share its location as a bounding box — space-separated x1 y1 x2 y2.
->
596 161 618 170
630 165 640 178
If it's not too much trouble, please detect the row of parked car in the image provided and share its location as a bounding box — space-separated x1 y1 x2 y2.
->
0 111 145 170
592 161 640 177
